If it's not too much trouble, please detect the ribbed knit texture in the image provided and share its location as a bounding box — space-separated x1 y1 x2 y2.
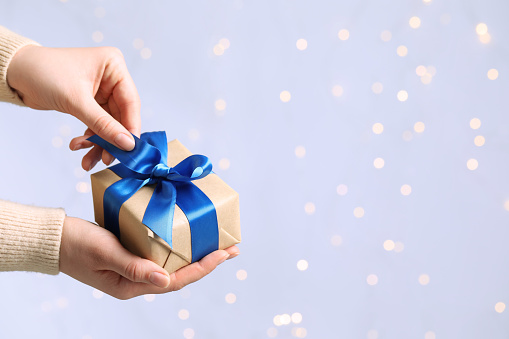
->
0 200 65 275
0 28 65 275
0 26 40 105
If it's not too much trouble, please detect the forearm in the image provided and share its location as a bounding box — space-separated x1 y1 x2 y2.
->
0 199 65 274
0 26 40 105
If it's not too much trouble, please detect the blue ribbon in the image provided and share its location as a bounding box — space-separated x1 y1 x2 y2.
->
88 131 219 263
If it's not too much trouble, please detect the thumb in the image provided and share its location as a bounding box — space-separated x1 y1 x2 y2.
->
74 98 136 151
109 246 171 288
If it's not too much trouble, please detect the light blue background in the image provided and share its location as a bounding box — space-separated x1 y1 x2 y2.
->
1 0 509 338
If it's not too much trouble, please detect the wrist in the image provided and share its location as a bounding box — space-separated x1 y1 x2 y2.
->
6 44 40 96
59 216 75 274
0 26 40 105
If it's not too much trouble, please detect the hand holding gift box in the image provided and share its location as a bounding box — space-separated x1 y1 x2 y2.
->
89 131 241 274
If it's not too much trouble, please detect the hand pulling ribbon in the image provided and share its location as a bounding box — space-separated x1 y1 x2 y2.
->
88 131 219 263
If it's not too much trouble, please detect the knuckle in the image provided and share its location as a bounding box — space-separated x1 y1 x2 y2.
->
104 46 124 59
107 47 126 67
124 260 144 282
111 46 124 57
97 47 126 72
92 114 116 137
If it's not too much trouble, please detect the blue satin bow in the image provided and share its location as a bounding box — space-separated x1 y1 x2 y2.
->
88 131 219 263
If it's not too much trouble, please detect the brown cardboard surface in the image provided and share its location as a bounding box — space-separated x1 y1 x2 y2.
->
90 139 241 273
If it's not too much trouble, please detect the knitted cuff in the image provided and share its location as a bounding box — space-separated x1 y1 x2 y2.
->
0 200 66 275
0 26 40 106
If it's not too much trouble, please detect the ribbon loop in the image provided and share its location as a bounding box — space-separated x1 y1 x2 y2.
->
88 132 219 263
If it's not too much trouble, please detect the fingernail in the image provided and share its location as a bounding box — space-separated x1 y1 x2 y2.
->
219 253 230 265
105 157 115 166
227 252 240 260
72 143 81 151
114 133 135 151
149 272 170 288
88 159 99 172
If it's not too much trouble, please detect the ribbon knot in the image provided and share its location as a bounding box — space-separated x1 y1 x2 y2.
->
88 131 219 263
151 163 174 181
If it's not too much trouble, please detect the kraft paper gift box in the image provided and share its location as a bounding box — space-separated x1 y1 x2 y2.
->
89 133 241 273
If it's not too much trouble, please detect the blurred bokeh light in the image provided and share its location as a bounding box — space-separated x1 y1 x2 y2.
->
1 0 509 338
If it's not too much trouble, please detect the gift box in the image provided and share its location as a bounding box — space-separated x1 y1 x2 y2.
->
89 132 241 273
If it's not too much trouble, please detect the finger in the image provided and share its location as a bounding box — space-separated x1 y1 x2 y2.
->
69 136 95 151
111 76 141 137
102 149 115 166
168 250 230 291
82 145 103 171
224 245 240 260
70 129 113 167
107 89 122 122
116 249 231 298
70 128 114 165
69 128 96 151
106 245 171 288
98 54 141 137
95 89 109 107
99 96 122 165
83 128 95 137
72 97 135 151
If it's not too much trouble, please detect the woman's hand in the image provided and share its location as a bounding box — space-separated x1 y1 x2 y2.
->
6 45 141 171
59 217 240 300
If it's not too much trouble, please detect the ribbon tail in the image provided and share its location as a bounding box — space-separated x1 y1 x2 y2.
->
174 181 219 262
103 177 149 239
143 180 176 248
88 134 163 177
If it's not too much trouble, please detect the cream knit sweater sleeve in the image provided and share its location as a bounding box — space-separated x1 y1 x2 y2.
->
0 26 66 275
0 25 40 105
0 200 65 274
